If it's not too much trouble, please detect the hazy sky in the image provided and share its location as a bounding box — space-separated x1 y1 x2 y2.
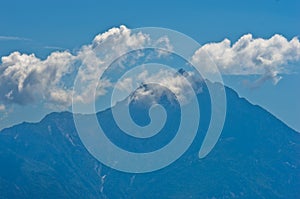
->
0 0 299 131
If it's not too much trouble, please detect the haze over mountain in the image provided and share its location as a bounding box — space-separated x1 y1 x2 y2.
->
0 78 299 198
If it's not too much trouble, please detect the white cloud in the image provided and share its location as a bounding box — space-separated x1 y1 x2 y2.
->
0 25 171 108
1 27 300 110
191 34 300 83
72 25 151 104
0 51 75 107
116 69 202 104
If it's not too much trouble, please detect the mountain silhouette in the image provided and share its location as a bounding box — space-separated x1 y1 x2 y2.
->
0 78 299 198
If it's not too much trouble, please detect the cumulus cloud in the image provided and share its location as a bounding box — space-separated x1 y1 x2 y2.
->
191 34 300 84
72 25 151 104
1 26 300 110
0 25 171 108
0 51 75 107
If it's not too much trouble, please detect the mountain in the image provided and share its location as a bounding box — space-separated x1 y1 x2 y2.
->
0 80 299 199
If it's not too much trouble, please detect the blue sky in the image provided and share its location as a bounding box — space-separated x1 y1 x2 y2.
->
0 0 299 131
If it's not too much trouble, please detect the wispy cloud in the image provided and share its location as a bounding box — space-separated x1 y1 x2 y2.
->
0 36 31 41
243 70 283 89
0 104 5 111
43 46 65 50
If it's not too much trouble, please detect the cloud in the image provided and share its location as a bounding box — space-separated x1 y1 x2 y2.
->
0 51 75 107
0 36 31 41
116 69 202 104
1 27 300 110
243 69 283 89
72 25 151 104
191 34 300 83
0 104 5 111
43 46 66 50
0 25 171 108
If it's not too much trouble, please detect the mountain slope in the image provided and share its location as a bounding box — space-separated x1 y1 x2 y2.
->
0 83 299 199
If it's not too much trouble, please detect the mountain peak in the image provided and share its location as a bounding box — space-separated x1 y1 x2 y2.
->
0 78 299 198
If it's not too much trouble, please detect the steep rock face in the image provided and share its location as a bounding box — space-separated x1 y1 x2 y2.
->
0 82 299 199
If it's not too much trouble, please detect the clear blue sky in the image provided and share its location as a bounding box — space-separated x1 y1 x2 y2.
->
0 0 299 131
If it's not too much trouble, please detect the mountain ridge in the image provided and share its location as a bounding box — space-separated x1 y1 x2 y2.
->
3 83 297 134
0 83 299 198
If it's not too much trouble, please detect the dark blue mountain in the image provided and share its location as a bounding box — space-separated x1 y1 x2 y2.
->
0 80 299 198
